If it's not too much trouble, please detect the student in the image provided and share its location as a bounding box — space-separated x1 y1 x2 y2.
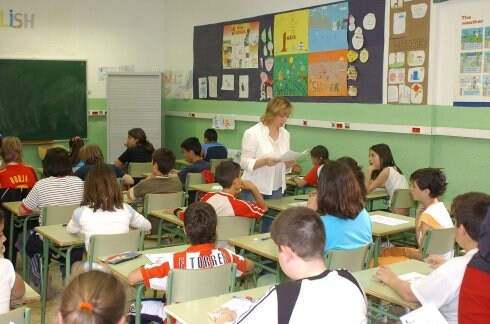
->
58 270 126 324
114 128 155 169
67 164 151 271
127 202 254 323
177 137 210 203
378 168 453 264
459 208 490 323
307 160 372 252
337 156 367 200
201 128 228 161
375 192 490 324
74 143 134 185
69 136 85 170
215 207 367 323
127 148 182 201
0 136 38 189
364 143 409 215
291 145 329 188
21 148 84 285
0 210 25 313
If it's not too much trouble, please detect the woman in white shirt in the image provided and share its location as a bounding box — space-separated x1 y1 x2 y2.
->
240 97 295 230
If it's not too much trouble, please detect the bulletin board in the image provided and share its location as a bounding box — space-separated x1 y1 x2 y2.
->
193 0 385 103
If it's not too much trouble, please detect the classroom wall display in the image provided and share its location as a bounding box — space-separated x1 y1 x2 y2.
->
387 0 430 105
0 59 87 141
193 0 385 103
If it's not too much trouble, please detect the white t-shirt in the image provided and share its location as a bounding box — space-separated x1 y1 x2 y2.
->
0 258 16 313
411 248 478 324
418 202 454 260
384 167 409 204
235 270 367 323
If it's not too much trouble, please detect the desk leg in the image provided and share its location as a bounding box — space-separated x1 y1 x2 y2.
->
22 215 37 280
373 237 381 267
157 219 163 248
135 284 146 324
8 214 15 261
41 239 50 324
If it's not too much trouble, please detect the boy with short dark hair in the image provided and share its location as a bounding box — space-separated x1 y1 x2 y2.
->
177 137 210 184
128 202 254 323
215 207 367 323
202 128 228 161
127 148 182 201
375 192 490 323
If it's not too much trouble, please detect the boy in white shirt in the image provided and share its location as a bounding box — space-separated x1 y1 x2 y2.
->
375 192 490 323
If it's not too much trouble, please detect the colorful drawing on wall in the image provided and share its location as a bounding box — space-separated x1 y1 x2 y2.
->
259 22 274 101
459 75 481 96
388 52 405 68
274 10 309 56
222 22 260 69
198 77 207 98
485 27 490 48
483 75 490 96
484 51 490 73
308 50 347 96
308 3 349 53
273 54 308 96
460 52 482 73
461 28 483 50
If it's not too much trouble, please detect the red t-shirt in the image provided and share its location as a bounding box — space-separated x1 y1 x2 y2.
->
303 165 321 186
0 164 38 188
459 266 490 323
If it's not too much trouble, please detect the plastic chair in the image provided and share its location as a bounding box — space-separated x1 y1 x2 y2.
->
0 306 31 324
216 216 255 241
127 162 152 178
42 204 80 225
391 189 416 216
209 158 233 174
88 229 143 270
324 243 373 272
421 227 456 259
166 264 236 323
184 173 206 206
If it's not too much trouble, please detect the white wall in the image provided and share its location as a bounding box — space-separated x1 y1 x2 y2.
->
0 0 165 98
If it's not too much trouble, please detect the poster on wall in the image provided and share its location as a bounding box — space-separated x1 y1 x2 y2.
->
453 11 490 106
387 0 430 105
223 22 260 69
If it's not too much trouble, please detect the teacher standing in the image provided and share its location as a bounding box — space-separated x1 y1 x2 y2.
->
240 97 295 205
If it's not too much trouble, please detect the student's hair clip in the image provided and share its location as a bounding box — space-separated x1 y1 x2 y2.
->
77 301 94 312
72 136 81 141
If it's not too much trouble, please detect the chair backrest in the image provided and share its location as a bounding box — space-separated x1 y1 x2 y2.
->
0 306 31 324
421 227 456 259
324 243 373 272
216 216 255 241
144 192 185 217
184 173 206 205
42 204 80 226
166 263 236 305
210 158 233 174
391 189 416 210
88 229 142 270
38 144 66 160
204 146 228 162
127 162 152 178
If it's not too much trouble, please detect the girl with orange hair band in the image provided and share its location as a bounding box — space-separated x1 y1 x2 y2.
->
58 271 126 324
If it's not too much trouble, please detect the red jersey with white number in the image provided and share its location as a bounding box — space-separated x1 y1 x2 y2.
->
140 243 247 290
200 192 265 219
0 164 38 189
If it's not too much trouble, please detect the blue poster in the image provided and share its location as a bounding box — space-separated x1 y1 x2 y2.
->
308 2 349 53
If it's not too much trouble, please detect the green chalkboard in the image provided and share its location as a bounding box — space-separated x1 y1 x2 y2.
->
0 59 87 141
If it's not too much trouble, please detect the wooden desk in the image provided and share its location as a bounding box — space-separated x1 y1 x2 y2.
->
228 233 280 282
366 188 389 211
2 201 40 279
35 224 84 324
165 285 270 324
353 259 432 320
188 183 223 193
97 245 189 324
265 195 309 212
370 211 416 267
149 209 186 247
10 282 40 307
176 159 191 169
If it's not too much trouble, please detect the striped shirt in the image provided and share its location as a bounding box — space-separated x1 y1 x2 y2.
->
140 243 247 290
21 176 84 224
200 192 265 219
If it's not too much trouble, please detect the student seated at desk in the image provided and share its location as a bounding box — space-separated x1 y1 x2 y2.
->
69 135 85 171
127 148 182 201
58 271 126 324
337 156 368 199
0 211 25 313
307 160 372 252
74 143 134 186
177 137 210 203
290 145 329 188
67 164 151 272
201 128 228 162
127 202 254 324
364 144 409 215
0 136 37 189
215 207 367 323
375 192 490 324
114 128 155 170
378 168 454 265
20 148 84 286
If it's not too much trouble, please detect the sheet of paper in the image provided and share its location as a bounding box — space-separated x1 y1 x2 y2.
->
208 76 218 98
208 297 254 321
239 75 249 98
279 149 309 162
370 215 410 226
288 201 307 207
211 185 223 190
400 302 448 324
221 74 234 90
398 271 427 283
145 253 173 265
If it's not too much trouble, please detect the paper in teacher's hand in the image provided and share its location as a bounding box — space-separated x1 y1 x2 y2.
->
279 149 309 162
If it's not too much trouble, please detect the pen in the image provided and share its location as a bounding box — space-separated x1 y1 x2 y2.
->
261 237 270 241
294 198 308 201
62 223 68 227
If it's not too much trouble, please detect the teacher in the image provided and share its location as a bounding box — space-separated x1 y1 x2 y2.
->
240 96 295 205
